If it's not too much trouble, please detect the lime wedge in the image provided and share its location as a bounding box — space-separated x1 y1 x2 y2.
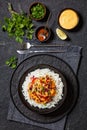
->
56 28 67 40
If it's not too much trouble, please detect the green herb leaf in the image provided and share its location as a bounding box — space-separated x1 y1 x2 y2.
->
5 56 18 69
11 64 17 69
27 34 33 40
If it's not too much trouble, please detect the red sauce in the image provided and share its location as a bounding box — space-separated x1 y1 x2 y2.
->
37 28 49 42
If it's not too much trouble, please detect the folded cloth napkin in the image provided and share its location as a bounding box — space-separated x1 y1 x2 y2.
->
7 44 82 130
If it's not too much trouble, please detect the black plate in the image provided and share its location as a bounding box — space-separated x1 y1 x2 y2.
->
18 64 67 114
10 54 78 123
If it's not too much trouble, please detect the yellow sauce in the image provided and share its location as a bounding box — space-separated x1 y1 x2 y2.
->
59 9 79 30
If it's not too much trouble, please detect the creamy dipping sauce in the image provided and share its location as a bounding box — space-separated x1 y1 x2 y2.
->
59 9 79 30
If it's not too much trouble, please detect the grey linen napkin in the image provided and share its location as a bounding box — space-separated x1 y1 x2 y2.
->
7 45 82 130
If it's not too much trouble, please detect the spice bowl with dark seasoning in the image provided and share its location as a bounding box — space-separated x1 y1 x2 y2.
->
35 26 51 42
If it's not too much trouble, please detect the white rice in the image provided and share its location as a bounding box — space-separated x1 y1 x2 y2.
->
22 68 64 109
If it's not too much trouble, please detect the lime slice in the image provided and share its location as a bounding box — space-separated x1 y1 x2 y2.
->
56 28 67 40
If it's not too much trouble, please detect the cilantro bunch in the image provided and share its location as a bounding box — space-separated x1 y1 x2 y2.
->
2 3 34 43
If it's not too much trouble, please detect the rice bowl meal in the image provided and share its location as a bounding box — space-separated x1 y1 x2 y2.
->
22 67 65 109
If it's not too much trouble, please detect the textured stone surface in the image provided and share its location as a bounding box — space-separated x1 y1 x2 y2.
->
0 0 87 130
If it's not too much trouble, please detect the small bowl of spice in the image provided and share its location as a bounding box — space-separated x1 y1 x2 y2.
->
29 2 46 21
35 26 51 42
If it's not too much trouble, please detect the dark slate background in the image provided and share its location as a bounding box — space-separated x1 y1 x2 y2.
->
0 0 87 130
